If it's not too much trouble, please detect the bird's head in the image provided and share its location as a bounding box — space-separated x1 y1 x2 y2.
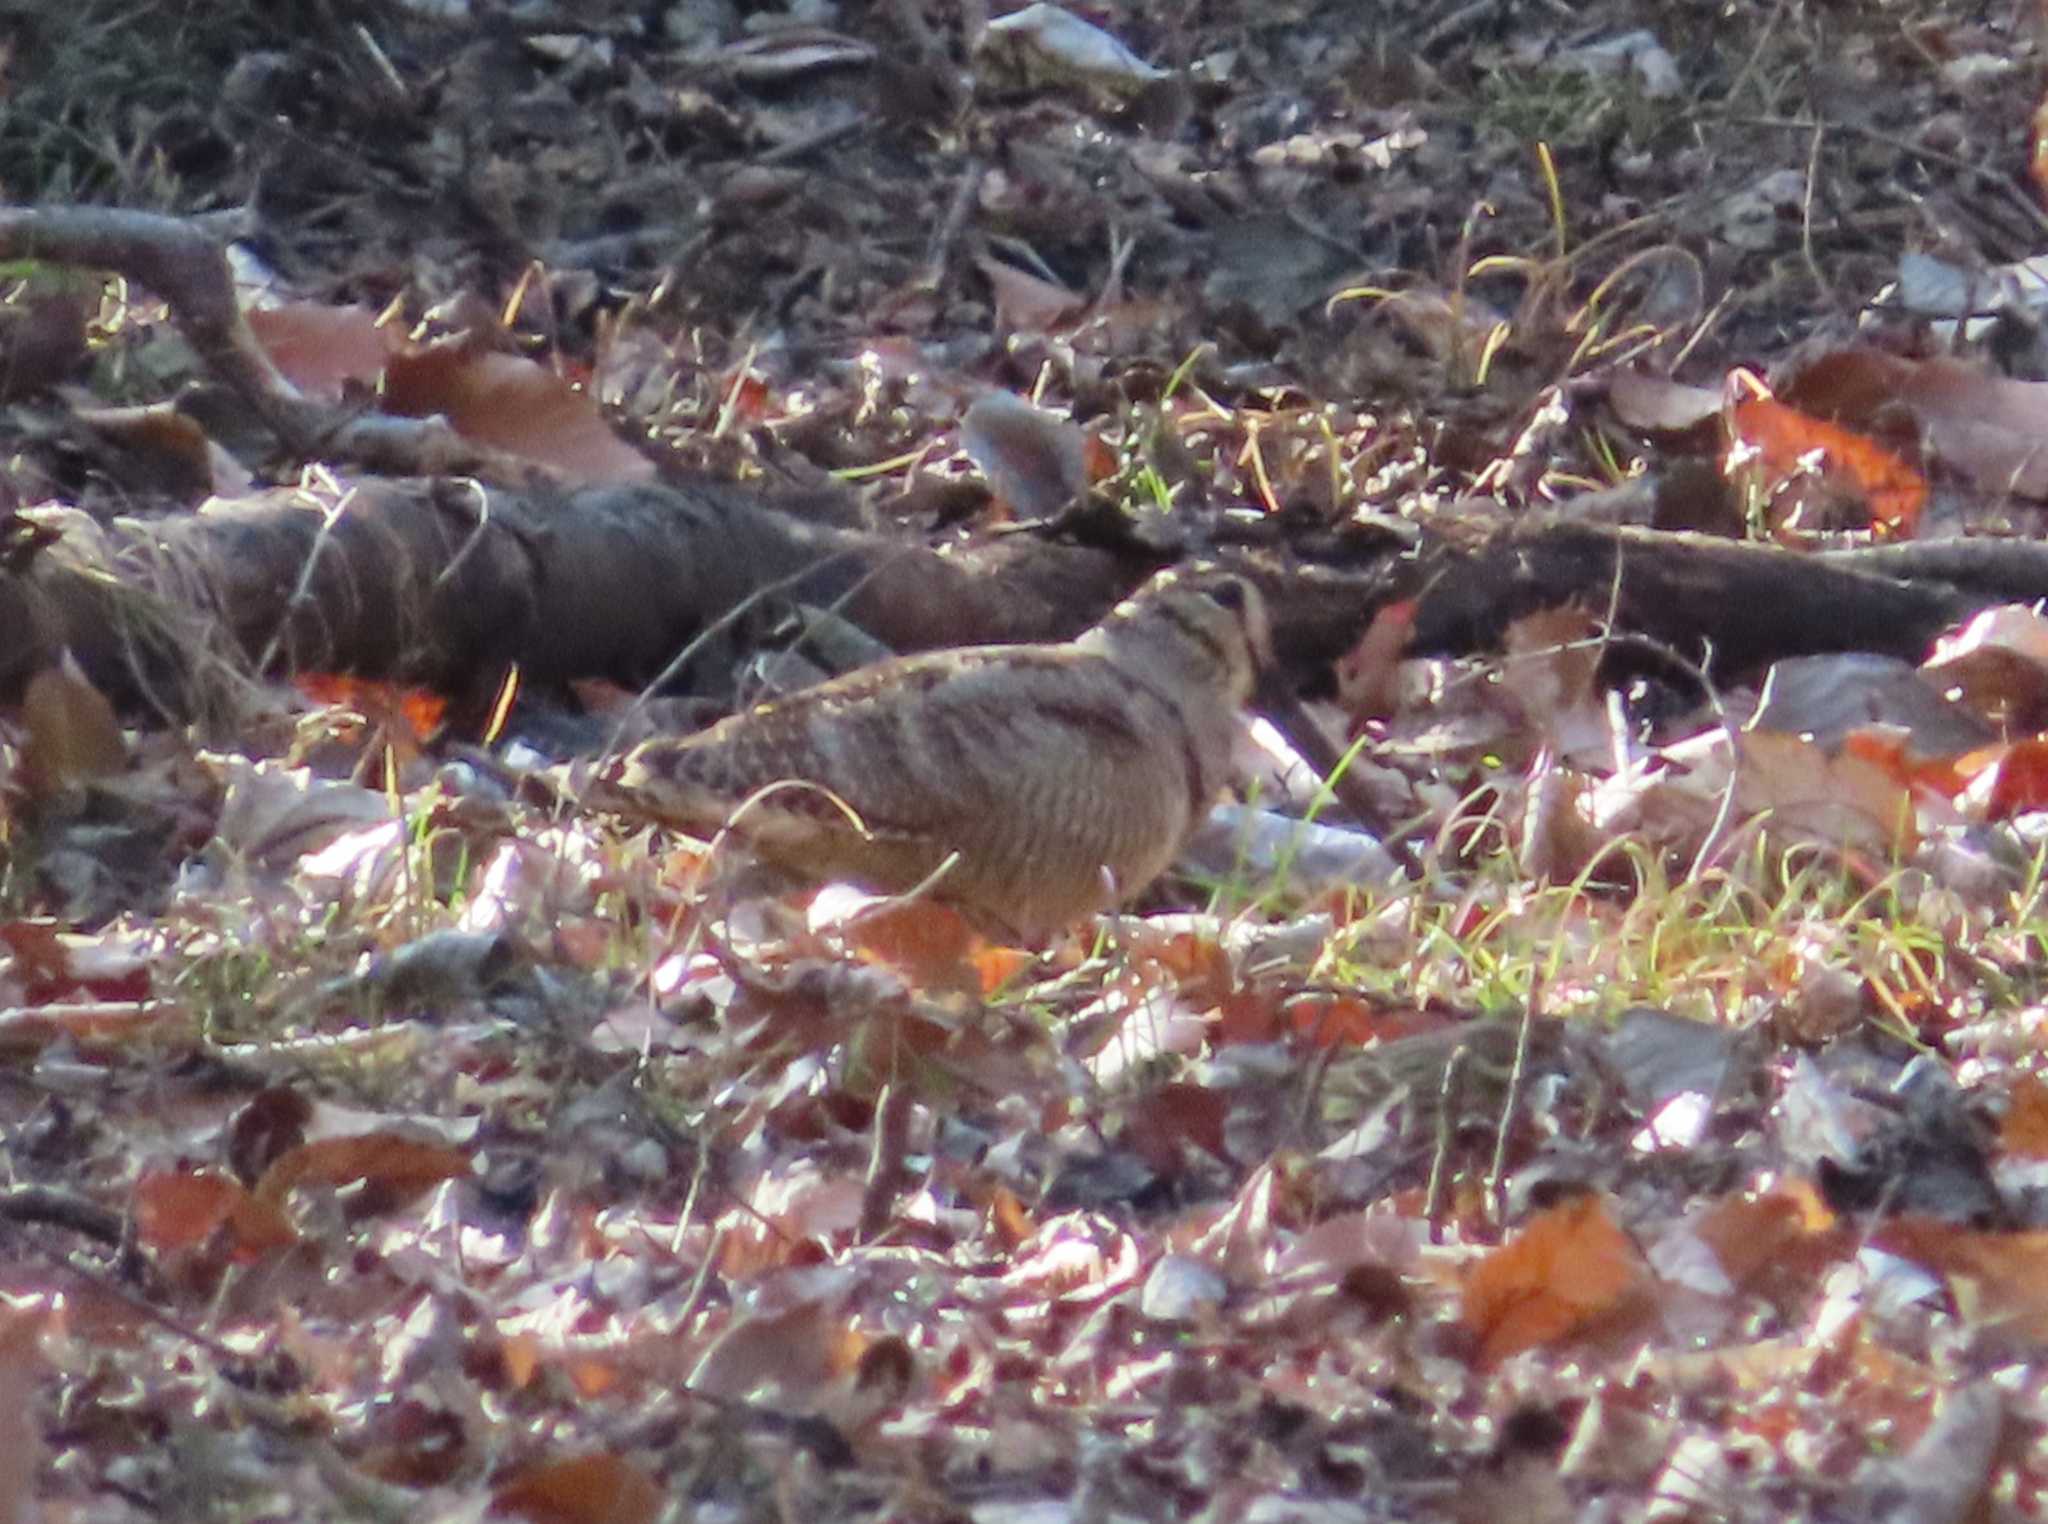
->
1093 566 1272 705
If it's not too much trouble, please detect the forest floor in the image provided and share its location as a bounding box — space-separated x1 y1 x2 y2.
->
6 0 2048 1519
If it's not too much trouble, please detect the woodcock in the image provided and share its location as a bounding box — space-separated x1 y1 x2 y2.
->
606 568 1271 936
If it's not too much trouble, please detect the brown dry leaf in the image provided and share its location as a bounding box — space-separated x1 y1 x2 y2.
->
718 1168 866 1276
1460 1195 1645 1366
959 389 1089 519
1784 347 2048 502
1699 728 1915 855
0 919 78 995
1606 369 1718 434
132 1169 298 1257
354 1398 471 1489
0 1000 179 1054
75 402 250 498
0 1304 45 1524
838 898 985 992
1689 1181 1843 1302
1333 598 1417 727
975 254 1085 332
1924 605 2048 734
0 287 87 403
244 301 399 401
382 337 655 484
1877 1217 2048 1342
17 649 125 800
2000 1074 2048 1158
686 1298 862 1406
210 756 396 872
491 1452 661 1524
1190 1157 1297 1281
1502 606 1604 744
1516 756 1605 884
1123 1080 1233 1172
253 1133 472 1208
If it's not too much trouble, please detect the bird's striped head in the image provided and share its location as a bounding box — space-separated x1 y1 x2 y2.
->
1091 567 1271 706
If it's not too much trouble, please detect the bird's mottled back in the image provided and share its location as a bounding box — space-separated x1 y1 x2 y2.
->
606 566 1268 935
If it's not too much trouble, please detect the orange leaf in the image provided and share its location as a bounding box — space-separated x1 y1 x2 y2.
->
1213 986 1285 1044
842 899 982 991
1728 396 1925 532
1957 737 2048 820
1839 729 1966 799
986 1184 1034 1249
1460 1195 1644 1366
565 1358 625 1400
1284 993 1423 1048
1691 1180 1843 1298
253 1133 471 1207
2002 1075 2048 1158
492 1453 661 1524
1877 1217 2048 1342
500 1333 542 1391
295 672 448 743
133 1169 297 1257
969 943 1035 995
0 1001 175 1054
132 1170 240 1252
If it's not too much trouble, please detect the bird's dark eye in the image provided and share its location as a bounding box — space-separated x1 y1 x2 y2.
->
1208 579 1247 612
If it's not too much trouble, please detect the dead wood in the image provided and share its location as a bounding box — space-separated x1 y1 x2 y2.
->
1401 518 1998 678
0 205 529 481
5 204 2042 746
0 478 1135 718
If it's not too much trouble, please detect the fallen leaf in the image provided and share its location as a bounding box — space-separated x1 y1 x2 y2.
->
1461 1195 1645 1365
17 649 125 799
1334 598 1417 727
383 337 654 484
245 301 399 400
2001 1074 2048 1158
133 1169 297 1257
959 390 1088 519
254 1133 472 1208
1727 395 1924 533
492 1452 661 1524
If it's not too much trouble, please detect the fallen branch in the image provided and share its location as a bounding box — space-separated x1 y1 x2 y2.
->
0 204 534 481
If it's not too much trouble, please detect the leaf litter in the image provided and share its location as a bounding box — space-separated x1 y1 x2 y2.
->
8 0 2048 1517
